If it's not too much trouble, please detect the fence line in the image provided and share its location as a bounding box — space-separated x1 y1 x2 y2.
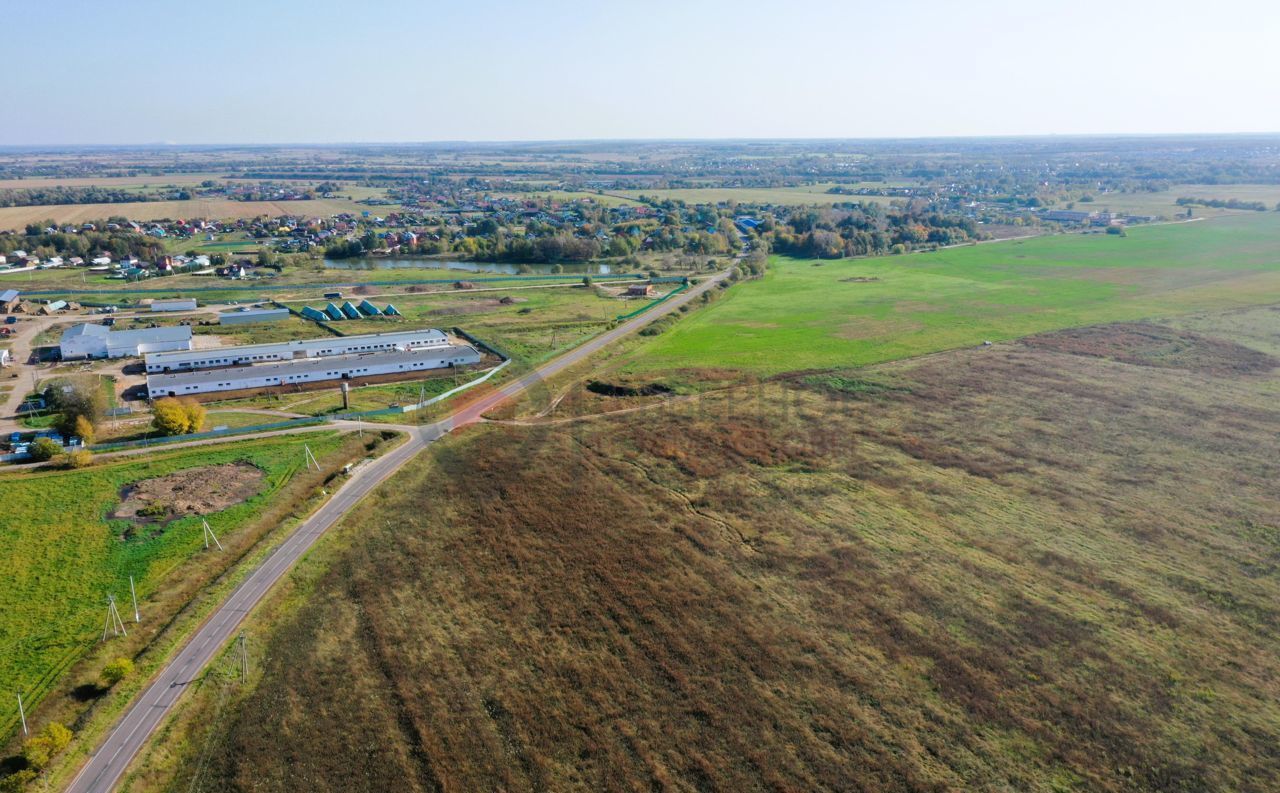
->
403 360 510 413
19 271 644 298
615 282 689 321
88 417 327 452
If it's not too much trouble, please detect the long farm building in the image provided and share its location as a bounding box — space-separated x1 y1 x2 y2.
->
146 345 482 397
144 328 449 373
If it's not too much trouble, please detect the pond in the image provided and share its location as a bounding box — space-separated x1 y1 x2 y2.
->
323 257 618 275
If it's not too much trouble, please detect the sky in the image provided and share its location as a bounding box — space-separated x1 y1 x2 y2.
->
3 0 1279 145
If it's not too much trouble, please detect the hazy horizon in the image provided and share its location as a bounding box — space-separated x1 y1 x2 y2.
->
4 0 1279 146
4 131 1280 151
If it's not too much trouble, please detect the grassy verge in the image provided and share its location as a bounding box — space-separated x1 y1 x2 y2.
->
0 429 403 789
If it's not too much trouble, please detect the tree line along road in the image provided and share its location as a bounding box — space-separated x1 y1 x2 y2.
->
63 266 734 793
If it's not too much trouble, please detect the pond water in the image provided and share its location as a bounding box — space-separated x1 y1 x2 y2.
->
323 257 618 275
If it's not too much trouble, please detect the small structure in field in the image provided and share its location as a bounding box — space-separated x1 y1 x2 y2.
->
151 299 197 312
626 284 656 297
218 308 290 325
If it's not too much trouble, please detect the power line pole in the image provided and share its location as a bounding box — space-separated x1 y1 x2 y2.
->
129 575 140 623
102 595 127 641
202 518 224 551
17 693 27 736
237 633 249 680
303 443 320 472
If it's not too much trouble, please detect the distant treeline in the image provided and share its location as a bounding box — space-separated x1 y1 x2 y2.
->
0 186 188 208
1175 196 1272 211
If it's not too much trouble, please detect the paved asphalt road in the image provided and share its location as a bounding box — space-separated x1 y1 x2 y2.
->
64 268 732 793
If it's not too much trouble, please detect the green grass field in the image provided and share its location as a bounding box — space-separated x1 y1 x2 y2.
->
1092 184 1280 218
631 214 1280 374
0 433 349 729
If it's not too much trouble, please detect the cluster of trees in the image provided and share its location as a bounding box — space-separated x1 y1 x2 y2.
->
1175 196 1271 211
27 379 103 466
324 193 745 264
0 223 165 261
151 397 207 435
326 221 735 263
761 202 980 259
0 186 188 208
0 721 73 790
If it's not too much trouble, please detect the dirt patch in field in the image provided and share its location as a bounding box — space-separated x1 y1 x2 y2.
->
1022 322 1277 376
111 462 265 523
427 297 526 316
585 380 673 398
839 276 881 283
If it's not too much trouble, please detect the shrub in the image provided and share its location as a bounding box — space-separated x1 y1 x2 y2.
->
64 449 93 469
21 722 72 771
0 770 36 792
137 501 170 518
152 397 206 435
27 437 61 462
101 657 134 687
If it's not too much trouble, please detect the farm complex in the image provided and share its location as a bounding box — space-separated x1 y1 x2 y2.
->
145 344 481 397
142 328 451 372
143 328 480 397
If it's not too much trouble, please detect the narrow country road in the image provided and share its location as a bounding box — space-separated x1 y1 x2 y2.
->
64 268 731 793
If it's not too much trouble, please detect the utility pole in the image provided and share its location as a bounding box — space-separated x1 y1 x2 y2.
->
102 595 127 641
303 444 320 472
202 518 224 551
237 633 249 679
129 575 140 623
17 693 27 736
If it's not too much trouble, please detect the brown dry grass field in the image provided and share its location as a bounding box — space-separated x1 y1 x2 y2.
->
122 305 1280 792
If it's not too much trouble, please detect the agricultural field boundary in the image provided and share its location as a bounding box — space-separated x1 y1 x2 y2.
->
13 272 644 298
615 282 689 321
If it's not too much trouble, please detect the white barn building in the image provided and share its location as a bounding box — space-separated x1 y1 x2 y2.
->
146 345 481 397
143 328 450 373
60 323 194 360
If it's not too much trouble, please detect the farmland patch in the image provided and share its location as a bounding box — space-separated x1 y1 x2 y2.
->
110 463 266 525
1023 322 1277 376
